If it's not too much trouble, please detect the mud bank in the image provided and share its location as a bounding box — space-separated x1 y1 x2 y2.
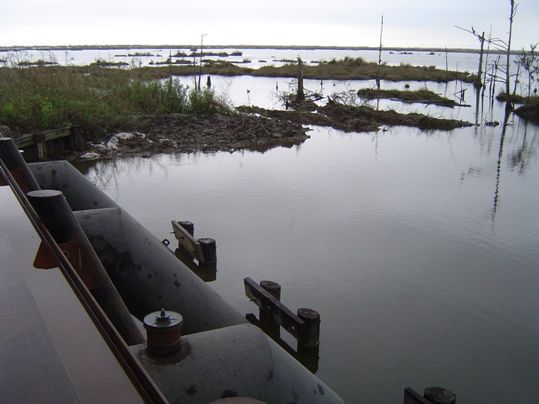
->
238 100 473 133
83 112 310 159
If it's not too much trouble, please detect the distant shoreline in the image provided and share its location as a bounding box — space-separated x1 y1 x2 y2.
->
0 44 525 55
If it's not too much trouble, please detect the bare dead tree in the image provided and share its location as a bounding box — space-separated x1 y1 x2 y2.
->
505 0 518 109
456 25 486 87
198 33 207 91
481 1 519 111
481 27 494 97
296 56 305 102
518 43 539 100
377 14 384 90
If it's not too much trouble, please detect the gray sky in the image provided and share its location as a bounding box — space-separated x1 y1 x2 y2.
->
1 0 537 49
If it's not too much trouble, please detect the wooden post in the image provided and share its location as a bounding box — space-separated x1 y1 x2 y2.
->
404 388 431 404
297 308 320 349
178 220 194 236
260 280 281 338
423 386 456 404
198 237 216 268
34 133 47 161
68 126 86 151
403 386 456 404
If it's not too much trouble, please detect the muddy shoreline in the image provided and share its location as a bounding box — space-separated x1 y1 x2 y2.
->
71 100 472 161
7 100 473 162
82 112 310 159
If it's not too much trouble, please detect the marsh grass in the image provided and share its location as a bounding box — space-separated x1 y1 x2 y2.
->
496 91 539 105
129 57 476 83
0 66 231 138
262 57 476 82
357 88 459 106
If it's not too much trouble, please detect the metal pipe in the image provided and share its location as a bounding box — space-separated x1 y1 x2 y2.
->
27 189 145 346
0 160 168 404
0 137 40 192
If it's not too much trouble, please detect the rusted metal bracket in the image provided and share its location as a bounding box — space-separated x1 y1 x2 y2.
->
171 220 217 281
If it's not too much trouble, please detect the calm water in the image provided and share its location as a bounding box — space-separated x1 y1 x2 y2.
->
74 77 539 403
0 46 504 72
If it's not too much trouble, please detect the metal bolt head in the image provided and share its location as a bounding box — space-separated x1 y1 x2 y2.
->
143 308 183 329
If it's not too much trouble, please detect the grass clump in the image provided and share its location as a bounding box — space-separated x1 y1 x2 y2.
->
357 88 460 107
514 96 539 122
496 92 539 105
0 66 231 138
250 57 475 83
129 57 475 83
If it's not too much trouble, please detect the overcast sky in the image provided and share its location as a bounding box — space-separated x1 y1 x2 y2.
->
1 0 537 49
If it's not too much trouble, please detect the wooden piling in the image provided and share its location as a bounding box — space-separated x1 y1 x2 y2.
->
178 220 194 236
423 387 456 404
403 386 456 404
297 308 320 349
198 237 216 267
260 280 282 338
260 280 281 300
34 133 47 161
404 388 431 404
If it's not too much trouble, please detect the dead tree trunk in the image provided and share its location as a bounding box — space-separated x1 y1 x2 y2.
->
476 32 486 88
505 0 517 112
455 26 486 88
377 14 384 90
297 57 305 102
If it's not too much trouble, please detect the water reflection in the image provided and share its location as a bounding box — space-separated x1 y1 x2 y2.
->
245 313 320 373
509 121 537 175
174 247 217 282
492 111 511 221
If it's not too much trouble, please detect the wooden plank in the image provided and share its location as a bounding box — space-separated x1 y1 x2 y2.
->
244 277 305 340
14 133 36 148
15 127 72 148
171 220 203 261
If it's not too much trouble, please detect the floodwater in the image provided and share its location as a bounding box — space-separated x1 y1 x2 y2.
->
0 45 515 73
75 71 539 402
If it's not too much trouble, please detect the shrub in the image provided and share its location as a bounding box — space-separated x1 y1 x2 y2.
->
0 66 230 137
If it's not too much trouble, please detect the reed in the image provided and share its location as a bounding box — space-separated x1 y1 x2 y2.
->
0 66 231 138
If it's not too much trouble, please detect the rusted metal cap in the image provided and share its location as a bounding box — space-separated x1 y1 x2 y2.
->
143 308 183 356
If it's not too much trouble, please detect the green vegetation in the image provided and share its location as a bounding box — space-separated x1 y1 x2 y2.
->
496 92 539 105
17 59 58 67
357 88 460 107
90 59 129 68
239 100 472 132
253 57 476 82
0 66 232 138
121 57 476 83
514 97 539 122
